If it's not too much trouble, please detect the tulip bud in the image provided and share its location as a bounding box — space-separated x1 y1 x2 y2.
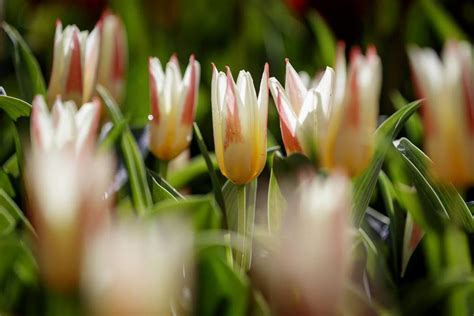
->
211 64 269 185
408 41 474 185
26 151 114 292
269 60 335 160
97 11 127 103
48 21 101 105
255 172 352 315
148 55 200 161
323 43 381 177
31 95 101 156
82 220 194 316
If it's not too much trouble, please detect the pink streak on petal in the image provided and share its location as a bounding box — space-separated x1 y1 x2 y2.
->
224 66 243 149
65 30 83 95
181 54 197 125
276 89 301 154
149 58 160 124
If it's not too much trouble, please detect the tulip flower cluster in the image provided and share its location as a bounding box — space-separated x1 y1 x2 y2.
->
7 5 474 314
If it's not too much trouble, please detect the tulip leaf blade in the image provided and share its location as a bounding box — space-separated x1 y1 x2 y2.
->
352 100 421 227
148 196 221 231
2 22 46 102
167 153 219 189
147 168 183 201
396 138 474 231
0 206 15 236
420 0 468 41
267 152 287 234
194 123 227 227
0 96 31 121
98 85 153 215
0 189 36 237
308 10 337 67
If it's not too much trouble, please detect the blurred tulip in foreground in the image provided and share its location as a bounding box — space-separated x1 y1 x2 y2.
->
48 20 101 105
97 11 127 103
31 95 101 156
255 172 352 315
149 55 200 160
26 151 114 291
324 43 382 176
269 59 335 159
408 41 474 185
82 220 194 316
211 64 269 184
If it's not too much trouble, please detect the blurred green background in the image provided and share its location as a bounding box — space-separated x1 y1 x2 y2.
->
1 0 473 145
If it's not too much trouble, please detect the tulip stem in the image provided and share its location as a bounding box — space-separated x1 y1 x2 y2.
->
235 180 257 274
159 160 169 180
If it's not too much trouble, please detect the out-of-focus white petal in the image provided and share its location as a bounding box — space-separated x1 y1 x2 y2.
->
285 60 307 115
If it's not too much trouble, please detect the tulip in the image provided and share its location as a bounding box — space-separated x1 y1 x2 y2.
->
82 220 194 316
31 95 101 156
408 41 474 185
148 55 200 161
269 59 335 160
48 20 101 105
323 43 382 176
97 11 127 103
211 64 269 185
254 172 352 315
26 151 114 292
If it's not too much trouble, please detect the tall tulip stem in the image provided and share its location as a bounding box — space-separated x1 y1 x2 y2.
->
235 180 257 274
159 160 169 180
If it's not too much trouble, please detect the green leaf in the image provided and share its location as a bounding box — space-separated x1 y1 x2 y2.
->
420 0 467 41
0 96 31 121
3 154 19 178
147 169 183 202
267 153 287 234
196 247 250 316
352 100 421 227
397 138 474 231
0 189 36 237
391 91 423 146
98 120 126 152
401 212 424 277
308 11 337 67
168 153 219 189
98 85 153 215
2 22 46 102
194 123 227 222
0 206 15 235
0 170 15 198
149 196 221 231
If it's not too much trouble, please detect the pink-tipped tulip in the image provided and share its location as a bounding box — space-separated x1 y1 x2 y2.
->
408 41 474 185
31 95 101 156
97 11 127 103
26 151 114 292
211 64 269 185
148 55 200 161
255 172 352 315
269 59 335 159
48 20 101 105
324 43 382 176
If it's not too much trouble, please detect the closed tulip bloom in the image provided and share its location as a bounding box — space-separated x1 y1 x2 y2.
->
323 43 382 176
255 172 352 315
26 151 114 292
31 95 101 156
48 21 101 105
211 64 269 185
269 59 335 160
149 55 200 161
97 11 127 103
408 41 474 185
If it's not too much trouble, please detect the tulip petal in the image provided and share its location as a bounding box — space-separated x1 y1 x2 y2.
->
180 55 199 125
314 66 335 118
149 58 161 123
31 95 54 151
64 29 84 104
285 59 307 115
83 25 101 103
75 98 101 153
224 67 243 149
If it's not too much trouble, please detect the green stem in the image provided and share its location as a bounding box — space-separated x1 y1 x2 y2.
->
236 184 247 273
159 160 169 180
